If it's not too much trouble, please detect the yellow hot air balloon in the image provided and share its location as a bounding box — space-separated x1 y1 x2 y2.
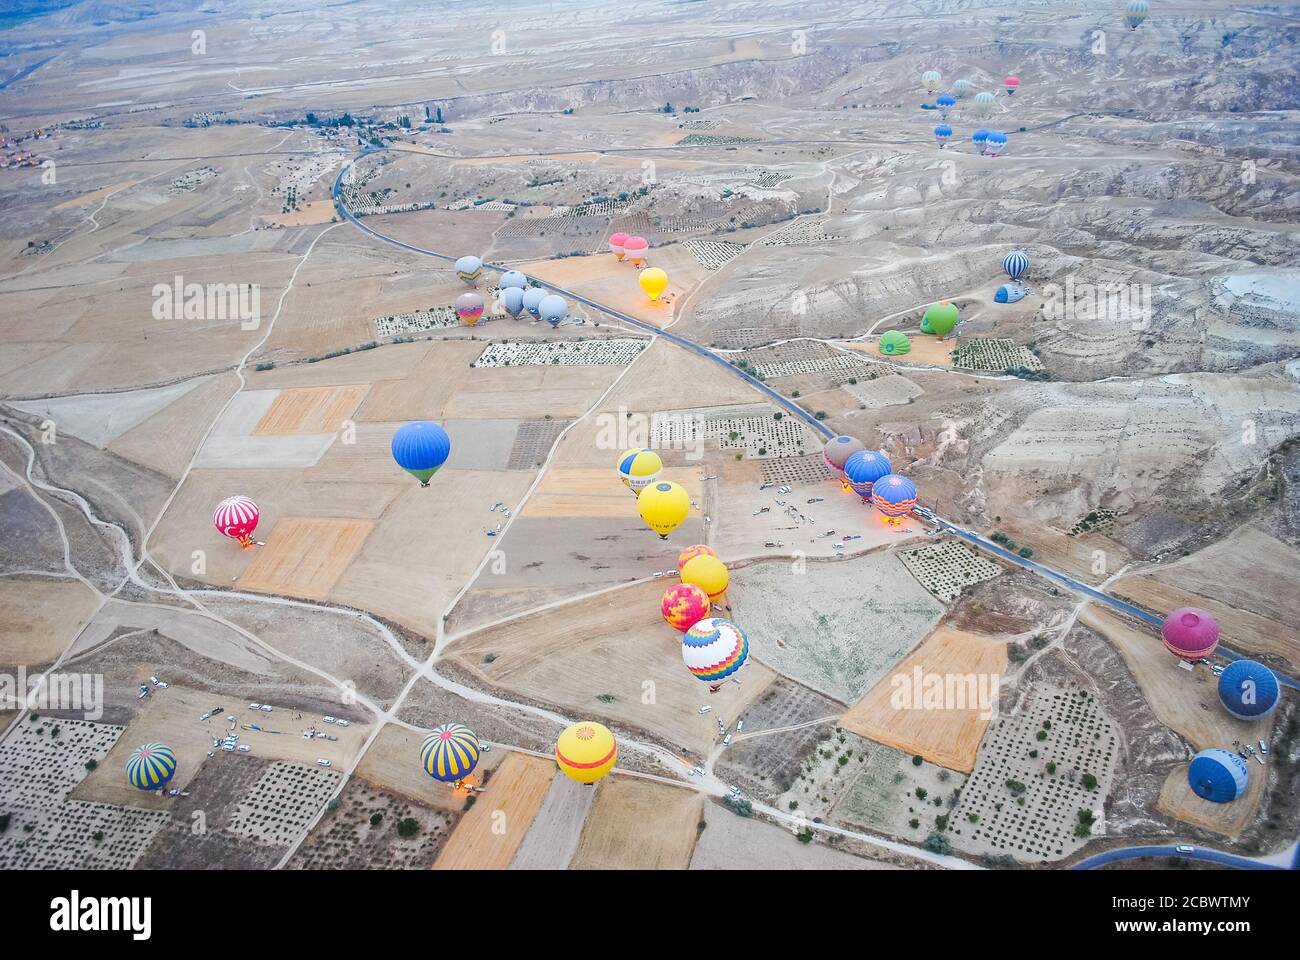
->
639 267 668 302
555 721 617 784
637 480 690 539
680 553 730 608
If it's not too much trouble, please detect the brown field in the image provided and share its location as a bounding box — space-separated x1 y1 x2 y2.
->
520 467 703 519
238 517 374 600
447 579 775 755
107 373 240 479
441 364 623 421
53 181 138 210
1079 606 1272 751
432 752 555 869
0 579 100 668
838 626 1007 773
253 385 370 436
569 776 702 869
1156 759 1268 839
353 341 482 422
1111 525 1300 673
259 199 338 227
846 337 955 369
522 249 707 328
71 685 369 810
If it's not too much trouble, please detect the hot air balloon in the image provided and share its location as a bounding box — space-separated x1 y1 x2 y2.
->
934 123 953 147
921 70 941 94
616 447 663 494
522 287 546 319
555 721 617 784
624 235 648 267
676 543 717 571
420 723 480 785
878 330 911 355
921 301 960 338
214 495 259 548
391 420 451 486
1187 749 1248 803
1003 76 1020 96
608 231 629 261
499 286 525 318
1218 660 1280 721
972 129 990 154
127 743 177 791
637 480 690 539
661 582 711 633
455 291 485 326
454 255 483 286
824 435 866 491
954 79 973 97
974 91 995 118
936 94 956 118
539 294 567 326
639 266 669 302
1002 250 1029 281
682 617 749 687
680 553 729 608
872 474 918 522
1162 608 1218 662
844 450 892 503
986 130 1008 157
500 270 528 290
1125 0 1148 30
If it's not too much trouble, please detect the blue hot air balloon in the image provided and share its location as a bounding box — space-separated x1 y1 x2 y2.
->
936 94 956 117
872 473 918 520
539 294 567 327
522 287 546 319
1003 250 1029 281
391 421 451 486
972 129 990 154
420 724 480 784
934 124 953 146
1217 660 1280 720
499 286 525 318
500 270 528 290
986 130 1008 156
126 743 178 791
1187 749 1249 803
844 450 892 503
994 284 1027 303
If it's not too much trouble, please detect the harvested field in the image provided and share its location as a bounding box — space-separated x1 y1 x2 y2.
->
520 466 702 519
433 752 554 870
0 578 100 668
839 627 1008 774
691 801 894 870
1157 759 1268 839
252 384 369 436
900 539 1004 602
509 773 597 870
238 517 374 600
569 776 702 870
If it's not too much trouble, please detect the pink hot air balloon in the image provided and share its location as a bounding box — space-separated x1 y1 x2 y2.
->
214 495 260 548
1004 75 1020 95
1162 608 1219 662
624 235 648 267
609 232 629 261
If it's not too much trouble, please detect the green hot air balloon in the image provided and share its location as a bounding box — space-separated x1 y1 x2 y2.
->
922 302 960 338
878 330 912 356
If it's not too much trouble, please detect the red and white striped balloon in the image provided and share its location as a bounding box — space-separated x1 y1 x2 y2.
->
213 495 260 545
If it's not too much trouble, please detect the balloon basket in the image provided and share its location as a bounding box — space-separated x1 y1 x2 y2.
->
238 536 254 549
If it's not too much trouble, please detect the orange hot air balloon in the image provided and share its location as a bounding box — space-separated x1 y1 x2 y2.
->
661 583 711 633
676 543 717 572
623 235 648 267
680 553 729 608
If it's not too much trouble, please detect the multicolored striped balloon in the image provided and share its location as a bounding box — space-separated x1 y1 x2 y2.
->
126 743 177 791
661 583 711 633
420 724 480 783
682 617 748 684
675 543 716 571
213 495 259 546
871 474 918 519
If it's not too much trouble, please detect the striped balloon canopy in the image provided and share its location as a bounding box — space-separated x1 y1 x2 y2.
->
126 743 178 791
844 450 892 502
213 495 259 545
871 473 918 519
1002 250 1029 280
454 255 483 286
420 724 480 783
682 617 749 684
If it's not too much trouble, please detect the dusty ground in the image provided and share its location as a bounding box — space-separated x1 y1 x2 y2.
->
432 752 555 870
569 775 703 870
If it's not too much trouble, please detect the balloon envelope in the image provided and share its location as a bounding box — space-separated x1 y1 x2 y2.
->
676 543 717 571
555 722 617 784
522 287 546 318
872 474 918 518
1002 250 1029 280
455 291 485 325
420 724 480 783
682 617 749 683
823 435 865 475
923 301 960 336
616 447 662 491
844 450 892 501
662 583 711 633
500 270 528 290
500 286 525 317
127 743 177 791
878 330 911 355
454 255 482 285
539 294 567 325
637 480 690 538
391 421 451 485
1162 608 1219 660
680 554 729 602
1217 660 1280 720
214 495 259 542
639 266 669 301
